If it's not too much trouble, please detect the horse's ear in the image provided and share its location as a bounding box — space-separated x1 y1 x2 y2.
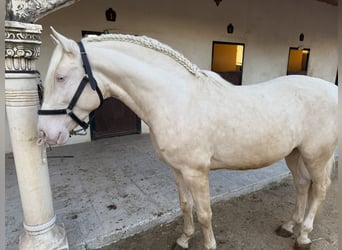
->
50 34 60 45
50 26 79 55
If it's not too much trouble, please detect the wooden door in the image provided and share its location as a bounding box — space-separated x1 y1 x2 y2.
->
90 98 141 139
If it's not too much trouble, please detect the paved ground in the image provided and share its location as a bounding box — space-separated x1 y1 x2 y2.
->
6 134 334 250
104 174 338 250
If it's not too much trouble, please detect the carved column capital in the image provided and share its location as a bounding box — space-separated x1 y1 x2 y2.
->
6 0 80 23
5 21 42 72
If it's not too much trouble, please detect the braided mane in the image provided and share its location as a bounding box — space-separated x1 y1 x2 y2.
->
83 34 202 77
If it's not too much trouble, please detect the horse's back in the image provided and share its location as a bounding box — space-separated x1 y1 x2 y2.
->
203 75 337 170
243 75 336 100
278 75 337 160
248 75 337 162
239 75 337 121
152 74 337 170
272 75 336 97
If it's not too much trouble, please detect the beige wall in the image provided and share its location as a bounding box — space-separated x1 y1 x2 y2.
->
5 0 338 152
36 0 337 82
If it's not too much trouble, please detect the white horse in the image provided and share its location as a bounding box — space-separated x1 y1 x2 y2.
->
38 28 337 250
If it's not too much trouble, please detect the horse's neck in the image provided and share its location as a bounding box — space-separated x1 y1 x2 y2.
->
87 41 197 128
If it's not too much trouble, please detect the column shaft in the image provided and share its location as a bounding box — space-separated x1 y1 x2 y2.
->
5 20 68 250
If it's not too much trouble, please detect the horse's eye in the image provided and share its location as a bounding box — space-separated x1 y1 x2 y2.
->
56 75 65 82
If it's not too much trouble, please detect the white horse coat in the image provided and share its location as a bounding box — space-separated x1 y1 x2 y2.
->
38 29 337 250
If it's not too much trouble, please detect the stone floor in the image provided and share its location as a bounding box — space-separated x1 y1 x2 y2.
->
5 134 294 250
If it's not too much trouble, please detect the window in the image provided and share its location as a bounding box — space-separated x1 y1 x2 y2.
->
287 47 310 75
211 41 245 85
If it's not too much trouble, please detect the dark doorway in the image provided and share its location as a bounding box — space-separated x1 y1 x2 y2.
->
90 98 141 139
287 47 310 75
82 30 141 140
211 41 245 85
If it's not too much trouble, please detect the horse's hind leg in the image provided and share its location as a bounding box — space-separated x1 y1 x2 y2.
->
172 168 195 249
181 168 216 250
276 149 311 238
294 155 333 249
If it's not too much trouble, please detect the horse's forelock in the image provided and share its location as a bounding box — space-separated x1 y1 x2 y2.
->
44 45 64 98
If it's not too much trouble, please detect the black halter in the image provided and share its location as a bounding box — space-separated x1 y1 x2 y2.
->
38 42 104 135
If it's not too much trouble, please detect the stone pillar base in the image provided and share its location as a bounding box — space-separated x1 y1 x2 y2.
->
19 223 68 250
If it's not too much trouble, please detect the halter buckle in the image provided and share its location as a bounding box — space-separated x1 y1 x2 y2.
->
70 128 88 136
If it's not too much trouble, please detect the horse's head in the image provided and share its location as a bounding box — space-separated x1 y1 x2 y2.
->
38 27 103 145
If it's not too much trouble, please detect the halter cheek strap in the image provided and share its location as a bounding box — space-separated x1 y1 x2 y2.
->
38 42 104 134
78 42 97 91
77 41 104 109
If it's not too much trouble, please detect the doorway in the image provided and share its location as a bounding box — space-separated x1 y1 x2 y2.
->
287 47 310 75
90 98 141 139
211 41 245 85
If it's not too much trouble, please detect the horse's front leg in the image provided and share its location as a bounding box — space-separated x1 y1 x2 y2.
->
181 168 216 250
172 168 195 249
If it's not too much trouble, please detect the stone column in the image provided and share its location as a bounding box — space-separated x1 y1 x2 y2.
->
5 21 68 250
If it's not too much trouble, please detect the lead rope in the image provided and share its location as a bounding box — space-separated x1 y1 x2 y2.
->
36 135 52 163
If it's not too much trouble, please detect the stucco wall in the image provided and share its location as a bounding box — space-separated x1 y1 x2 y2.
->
5 0 338 152
36 0 337 82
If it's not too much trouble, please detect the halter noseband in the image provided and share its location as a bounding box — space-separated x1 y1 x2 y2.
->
38 42 104 135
